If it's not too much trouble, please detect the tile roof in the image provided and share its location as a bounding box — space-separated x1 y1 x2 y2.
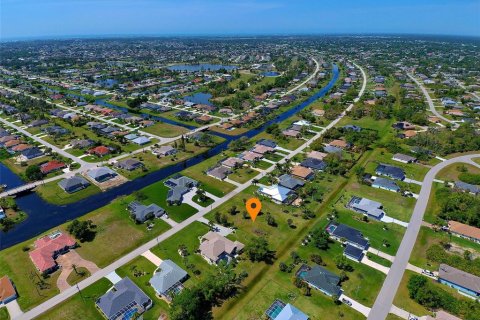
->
0 276 16 303
29 233 76 273
199 232 244 262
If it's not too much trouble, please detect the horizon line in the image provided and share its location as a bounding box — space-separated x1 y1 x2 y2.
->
2 32 480 43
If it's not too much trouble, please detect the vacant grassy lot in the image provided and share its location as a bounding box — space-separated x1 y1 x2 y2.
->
409 226 480 270
141 121 189 138
228 166 260 184
437 162 480 182
35 278 112 320
35 178 101 205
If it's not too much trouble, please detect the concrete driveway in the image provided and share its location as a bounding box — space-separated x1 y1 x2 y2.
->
5 300 23 318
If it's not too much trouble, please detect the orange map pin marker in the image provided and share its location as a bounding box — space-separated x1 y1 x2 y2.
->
246 198 261 222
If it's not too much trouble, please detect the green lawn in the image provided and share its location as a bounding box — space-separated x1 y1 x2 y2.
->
141 180 198 222
150 222 214 283
181 154 237 197
116 256 169 320
192 194 215 207
66 267 90 286
437 162 480 182
340 181 415 222
228 166 260 184
35 178 101 205
0 307 9 320
364 149 430 182
35 278 112 320
254 160 273 170
141 122 189 138
366 252 392 267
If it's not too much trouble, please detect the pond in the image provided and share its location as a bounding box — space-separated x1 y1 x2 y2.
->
262 71 280 77
167 64 237 72
183 92 215 106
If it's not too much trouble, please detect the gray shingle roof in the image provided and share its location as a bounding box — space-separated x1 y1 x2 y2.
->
298 265 341 296
278 174 305 190
96 277 151 320
58 176 90 192
149 260 187 295
128 201 165 223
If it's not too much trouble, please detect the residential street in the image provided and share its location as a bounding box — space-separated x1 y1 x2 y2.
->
14 61 366 320
368 154 480 320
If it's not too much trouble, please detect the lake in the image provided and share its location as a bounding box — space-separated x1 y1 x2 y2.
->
262 71 280 77
183 92 214 106
167 64 238 72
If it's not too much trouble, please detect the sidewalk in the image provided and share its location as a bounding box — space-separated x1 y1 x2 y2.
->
361 255 390 275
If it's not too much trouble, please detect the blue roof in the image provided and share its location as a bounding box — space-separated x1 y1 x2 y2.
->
344 244 364 261
275 303 309 320
375 164 405 181
372 177 400 192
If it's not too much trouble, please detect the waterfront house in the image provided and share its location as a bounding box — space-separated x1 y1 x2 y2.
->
115 158 144 171
58 176 90 193
164 175 198 205
29 232 77 274
152 145 177 157
87 167 117 182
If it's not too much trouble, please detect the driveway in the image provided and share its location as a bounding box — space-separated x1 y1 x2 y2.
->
361 256 390 275
4 300 23 318
56 250 100 292
141 250 163 267
339 293 371 317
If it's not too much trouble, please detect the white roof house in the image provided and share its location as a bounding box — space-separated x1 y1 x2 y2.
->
258 184 294 203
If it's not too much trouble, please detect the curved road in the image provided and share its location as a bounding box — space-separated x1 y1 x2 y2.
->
368 153 480 320
15 61 365 320
407 73 455 125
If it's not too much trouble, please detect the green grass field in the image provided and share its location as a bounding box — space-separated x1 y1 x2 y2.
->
141 121 189 138
35 278 112 320
35 178 101 205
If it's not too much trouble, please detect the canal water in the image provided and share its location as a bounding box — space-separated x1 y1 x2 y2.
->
0 65 339 249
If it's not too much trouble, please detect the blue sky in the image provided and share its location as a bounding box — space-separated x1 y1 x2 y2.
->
1 0 479 39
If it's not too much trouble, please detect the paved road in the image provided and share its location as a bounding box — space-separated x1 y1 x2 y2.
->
15 61 365 320
407 73 454 125
368 153 480 320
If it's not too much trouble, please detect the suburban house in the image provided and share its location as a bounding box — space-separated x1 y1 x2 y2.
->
149 260 188 301
221 157 244 169
265 300 309 320
453 181 480 195
306 151 327 161
199 231 244 265
372 177 400 193
87 167 117 182
258 184 296 204
278 174 305 190
296 264 342 297
164 175 198 205
152 145 177 157
206 165 231 180
344 244 364 262
375 164 406 181
0 276 17 304
127 201 166 223
291 165 314 180
58 176 90 193
20 147 43 161
40 160 66 175
392 153 417 164
347 196 385 219
70 139 94 149
257 139 277 148
29 232 77 274
438 264 480 298
448 220 480 244
132 136 151 145
115 158 144 171
96 277 152 320
326 222 369 250
88 146 110 157
300 158 327 171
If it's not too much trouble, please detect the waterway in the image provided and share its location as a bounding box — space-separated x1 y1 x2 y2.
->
0 64 339 249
